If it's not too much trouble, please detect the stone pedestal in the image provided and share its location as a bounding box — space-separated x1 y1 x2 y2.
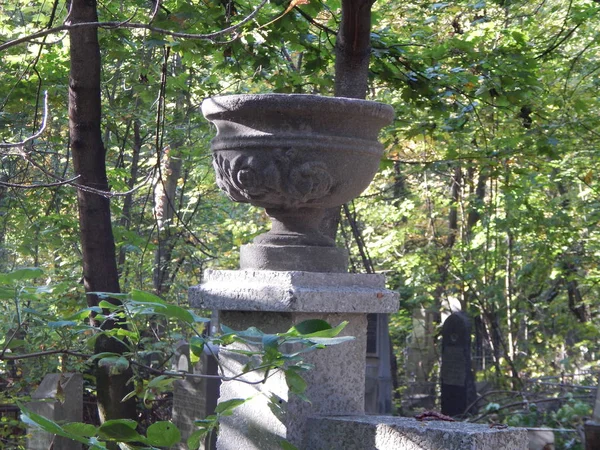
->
189 269 398 449
304 416 529 450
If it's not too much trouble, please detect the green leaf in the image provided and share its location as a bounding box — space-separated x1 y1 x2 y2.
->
62 422 98 438
285 369 307 395
214 398 248 416
287 319 331 335
306 336 355 346
0 267 43 283
262 334 279 350
20 410 65 436
19 404 89 445
190 336 205 356
0 286 15 299
287 320 348 338
130 289 166 305
67 306 103 320
280 440 300 450
147 375 175 389
98 419 142 442
145 421 181 447
187 429 206 450
98 356 130 375
164 304 195 323
98 300 121 310
47 320 78 328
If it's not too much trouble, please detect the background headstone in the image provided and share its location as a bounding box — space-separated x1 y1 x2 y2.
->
171 342 220 450
26 373 83 450
364 313 393 414
441 311 477 416
403 307 437 411
584 380 600 450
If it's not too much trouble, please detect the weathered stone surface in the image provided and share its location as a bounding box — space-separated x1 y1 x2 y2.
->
303 416 528 450
201 94 394 270
189 269 398 313
26 373 83 450
215 311 367 450
240 244 348 273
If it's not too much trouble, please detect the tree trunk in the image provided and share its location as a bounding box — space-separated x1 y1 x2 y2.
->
321 0 374 241
334 0 373 99
68 0 136 422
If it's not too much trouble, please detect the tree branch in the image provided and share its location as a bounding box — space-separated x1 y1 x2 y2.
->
0 92 48 149
0 0 269 52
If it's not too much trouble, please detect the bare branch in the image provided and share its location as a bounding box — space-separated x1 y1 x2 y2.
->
0 0 269 52
0 175 80 189
0 92 48 149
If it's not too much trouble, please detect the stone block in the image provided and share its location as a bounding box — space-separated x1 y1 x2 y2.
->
189 269 398 313
303 416 528 450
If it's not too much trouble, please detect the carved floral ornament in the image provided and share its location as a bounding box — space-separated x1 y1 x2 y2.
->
213 148 334 209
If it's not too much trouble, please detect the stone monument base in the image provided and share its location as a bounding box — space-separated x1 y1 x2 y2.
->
190 269 399 449
304 416 528 450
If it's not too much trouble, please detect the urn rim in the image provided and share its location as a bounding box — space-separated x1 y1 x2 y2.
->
201 93 395 124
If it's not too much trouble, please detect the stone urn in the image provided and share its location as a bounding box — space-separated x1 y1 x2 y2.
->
202 93 394 272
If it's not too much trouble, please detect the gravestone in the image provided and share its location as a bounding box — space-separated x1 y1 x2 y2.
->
403 306 437 411
584 379 600 450
26 373 83 450
171 341 220 450
441 311 477 416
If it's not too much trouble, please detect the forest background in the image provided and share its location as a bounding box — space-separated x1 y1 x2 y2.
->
0 0 599 448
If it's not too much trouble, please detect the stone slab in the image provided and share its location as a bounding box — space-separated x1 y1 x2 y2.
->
189 269 398 313
303 416 528 450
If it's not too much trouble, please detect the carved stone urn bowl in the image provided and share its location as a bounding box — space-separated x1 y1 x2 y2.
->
202 94 394 272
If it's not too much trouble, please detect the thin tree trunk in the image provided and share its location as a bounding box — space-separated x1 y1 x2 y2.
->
68 0 136 422
118 120 142 270
153 146 182 295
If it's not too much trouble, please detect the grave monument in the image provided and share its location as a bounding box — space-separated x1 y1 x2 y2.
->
190 93 528 449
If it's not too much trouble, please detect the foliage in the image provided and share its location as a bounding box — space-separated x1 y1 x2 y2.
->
2 269 351 448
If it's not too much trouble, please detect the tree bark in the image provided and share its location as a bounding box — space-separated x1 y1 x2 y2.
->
334 0 373 99
68 0 136 422
320 0 375 241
